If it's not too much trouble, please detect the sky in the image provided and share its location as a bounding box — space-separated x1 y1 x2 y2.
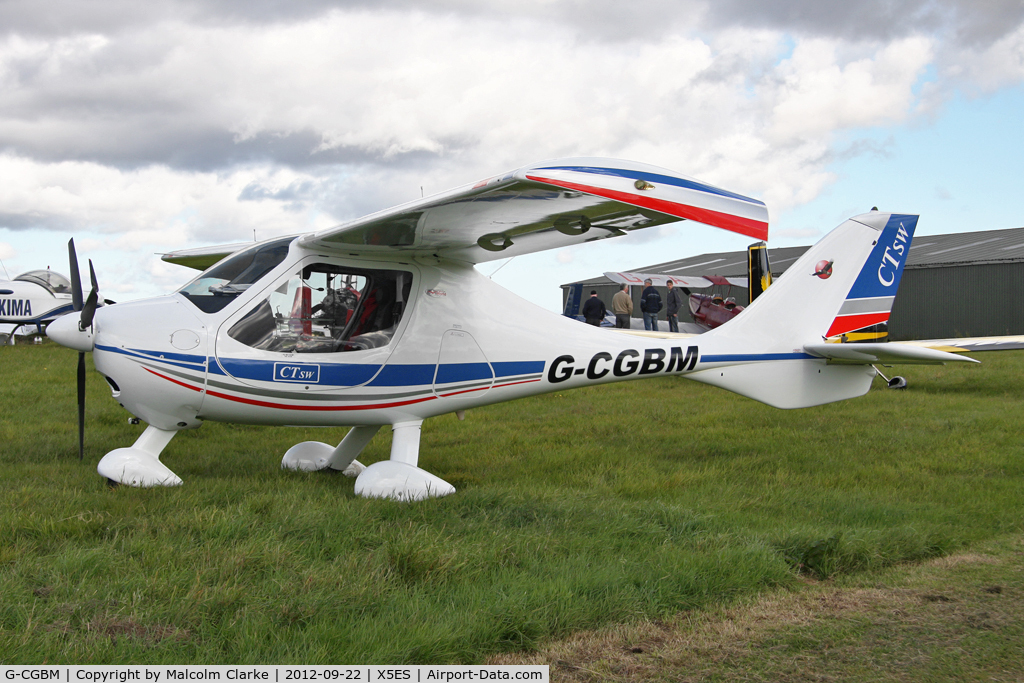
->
1 0 1023 311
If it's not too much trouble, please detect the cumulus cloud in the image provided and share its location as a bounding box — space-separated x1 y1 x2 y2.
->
0 1 1021 301
0 154 336 243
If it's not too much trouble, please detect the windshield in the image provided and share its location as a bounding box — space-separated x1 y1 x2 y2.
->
15 270 72 295
178 237 293 314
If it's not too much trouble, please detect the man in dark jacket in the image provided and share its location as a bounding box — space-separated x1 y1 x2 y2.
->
640 279 662 331
665 279 684 333
581 290 607 326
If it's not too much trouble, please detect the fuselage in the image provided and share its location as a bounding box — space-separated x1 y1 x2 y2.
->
1 271 76 331
84 209 919 432
87 238 710 432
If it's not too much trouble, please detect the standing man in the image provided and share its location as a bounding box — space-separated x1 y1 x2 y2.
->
581 290 607 326
640 278 662 331
612 284 632 329
665 279 684 333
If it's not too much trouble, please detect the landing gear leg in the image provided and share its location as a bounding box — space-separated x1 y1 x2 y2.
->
97 425 182 487
354 420 455 501
281 425 381 476
873 365 907 390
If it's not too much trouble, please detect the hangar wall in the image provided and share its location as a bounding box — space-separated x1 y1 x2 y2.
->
890 263 1024 340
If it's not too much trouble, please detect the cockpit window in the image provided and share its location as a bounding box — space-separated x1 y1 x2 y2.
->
178 237 293 314
228 263 412 353
15 270 72 295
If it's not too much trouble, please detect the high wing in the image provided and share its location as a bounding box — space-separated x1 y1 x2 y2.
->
298 157 768 264
604 271 747 289
161 242 261 271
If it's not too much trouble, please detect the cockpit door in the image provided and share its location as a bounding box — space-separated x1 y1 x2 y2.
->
213 256 416 393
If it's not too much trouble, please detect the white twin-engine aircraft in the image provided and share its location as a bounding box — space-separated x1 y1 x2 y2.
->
47 158 976 500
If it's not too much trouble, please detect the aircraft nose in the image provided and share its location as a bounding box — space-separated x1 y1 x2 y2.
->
46 313 95 352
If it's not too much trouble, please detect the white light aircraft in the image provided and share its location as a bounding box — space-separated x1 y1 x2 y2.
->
46 158 977 500
0 268 77 341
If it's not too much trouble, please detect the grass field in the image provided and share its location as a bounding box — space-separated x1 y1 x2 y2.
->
1 341 1022 669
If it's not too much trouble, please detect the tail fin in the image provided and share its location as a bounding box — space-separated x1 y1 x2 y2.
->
823 214 916 342
685 212 921 409
688 212 973 408
746 241 772 303
703 211 917 352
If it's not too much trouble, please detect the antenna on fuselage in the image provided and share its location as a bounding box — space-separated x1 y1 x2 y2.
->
0 256 10 280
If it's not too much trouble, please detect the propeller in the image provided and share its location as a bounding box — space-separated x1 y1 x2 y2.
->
81 261 99 329
67 239 100 461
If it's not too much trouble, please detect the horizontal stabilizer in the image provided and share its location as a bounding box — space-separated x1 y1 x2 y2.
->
804 342 978 365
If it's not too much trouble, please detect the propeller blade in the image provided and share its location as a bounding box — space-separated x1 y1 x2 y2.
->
68 239 83 312
77 351 86 461
81 289 99 329
80 260 99 329
67 241 92 459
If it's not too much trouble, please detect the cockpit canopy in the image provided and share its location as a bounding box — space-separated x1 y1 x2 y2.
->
227 262 412 354
15 270 72 295
178 237 294 314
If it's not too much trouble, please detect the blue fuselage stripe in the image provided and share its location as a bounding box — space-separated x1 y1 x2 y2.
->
96 345 546 388
700 353 816 362
3 303 76 325
492 360 545 376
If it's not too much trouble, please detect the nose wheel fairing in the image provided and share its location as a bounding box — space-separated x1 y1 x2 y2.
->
97 425 182 487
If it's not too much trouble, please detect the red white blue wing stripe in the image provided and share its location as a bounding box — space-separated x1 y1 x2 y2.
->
526 165 769 241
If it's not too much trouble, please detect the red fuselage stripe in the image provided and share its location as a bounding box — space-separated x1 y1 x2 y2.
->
145 367 541 412
526 175 769 241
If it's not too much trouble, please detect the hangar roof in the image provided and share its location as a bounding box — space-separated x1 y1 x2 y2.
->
564 224 1024 288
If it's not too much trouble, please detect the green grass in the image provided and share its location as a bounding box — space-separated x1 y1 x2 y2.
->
1 342 1023 664
499 535 1024 681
